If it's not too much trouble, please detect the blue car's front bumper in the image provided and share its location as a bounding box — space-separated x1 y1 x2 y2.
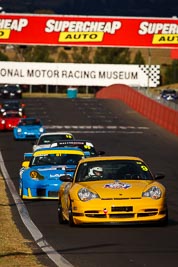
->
19 178 62 199
20 167 75 200
14 130 42 140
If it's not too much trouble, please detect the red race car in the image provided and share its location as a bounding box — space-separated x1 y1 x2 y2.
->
0 111 26 131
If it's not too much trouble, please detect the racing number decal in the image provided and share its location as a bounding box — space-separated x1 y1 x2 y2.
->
66 135 73 139
84 145 91 150
140 165 148 172
136 161 148 172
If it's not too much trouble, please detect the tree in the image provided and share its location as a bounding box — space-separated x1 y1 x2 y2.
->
23 46 54 62
57 50 69 62
164 60 178 84
132 50 145 64
70 47 93 63
93 47 131 64
0 50 9 61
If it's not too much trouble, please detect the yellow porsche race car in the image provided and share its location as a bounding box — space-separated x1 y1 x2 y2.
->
58 156 168 226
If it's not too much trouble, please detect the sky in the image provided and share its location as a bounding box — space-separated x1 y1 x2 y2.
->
0 0 177 17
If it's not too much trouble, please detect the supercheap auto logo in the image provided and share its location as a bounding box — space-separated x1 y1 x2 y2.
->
45 19 122 42
139 21 178 44
0 18 28 39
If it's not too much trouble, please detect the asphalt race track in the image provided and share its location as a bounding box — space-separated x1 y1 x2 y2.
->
1 97 178 267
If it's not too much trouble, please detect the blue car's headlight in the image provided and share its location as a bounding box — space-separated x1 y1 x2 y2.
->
30 171 44 180
17 128 22 133
142 186 162 199
78 188 99 202
39 127 45 133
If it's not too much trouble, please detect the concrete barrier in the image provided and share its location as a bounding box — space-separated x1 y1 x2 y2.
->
96 84 178 136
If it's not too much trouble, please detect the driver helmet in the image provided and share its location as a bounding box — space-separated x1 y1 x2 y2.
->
89 166 103 176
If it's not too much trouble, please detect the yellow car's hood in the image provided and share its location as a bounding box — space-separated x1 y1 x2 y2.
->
78 180 157 198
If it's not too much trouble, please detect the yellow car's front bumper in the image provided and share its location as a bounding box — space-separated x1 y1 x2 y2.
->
71 198 168 225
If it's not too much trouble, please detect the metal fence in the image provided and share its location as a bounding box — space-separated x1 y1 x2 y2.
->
134 86 178 111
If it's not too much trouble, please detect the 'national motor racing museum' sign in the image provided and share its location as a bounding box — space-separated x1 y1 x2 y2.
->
0 13 178 48
0 62 160 87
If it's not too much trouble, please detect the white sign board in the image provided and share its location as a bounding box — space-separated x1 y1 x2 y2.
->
0 62 160 87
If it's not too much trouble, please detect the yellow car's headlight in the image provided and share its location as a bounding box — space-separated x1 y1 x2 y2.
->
78 188 99 202
142 186 162 199
30 171 44 180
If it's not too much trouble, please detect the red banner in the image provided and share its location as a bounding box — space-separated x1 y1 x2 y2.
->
0 13 178 48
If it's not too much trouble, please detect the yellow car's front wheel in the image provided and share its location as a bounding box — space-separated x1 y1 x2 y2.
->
57 201 66 224
69 202 75 227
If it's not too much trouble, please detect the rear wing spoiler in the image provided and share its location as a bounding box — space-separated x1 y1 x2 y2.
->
23 151 90 162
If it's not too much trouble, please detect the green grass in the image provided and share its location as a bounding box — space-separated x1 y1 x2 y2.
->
0 175 46 267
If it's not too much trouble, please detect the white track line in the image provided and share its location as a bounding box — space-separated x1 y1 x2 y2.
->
44 125 149 134
0 151 73 267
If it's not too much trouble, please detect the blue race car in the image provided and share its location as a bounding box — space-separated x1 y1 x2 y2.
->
19 147 85 200
13 117 46 140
